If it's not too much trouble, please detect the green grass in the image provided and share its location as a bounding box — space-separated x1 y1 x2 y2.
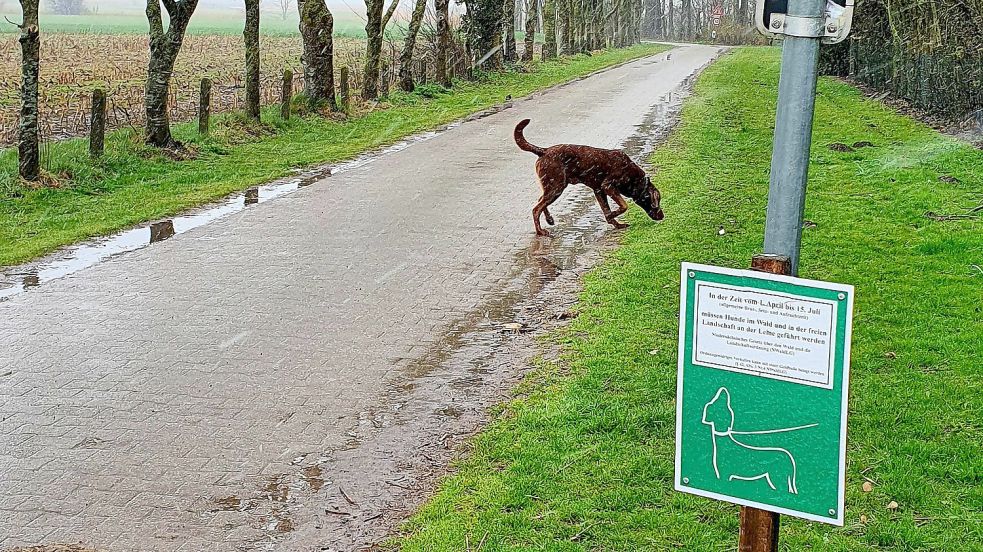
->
0 43 670 267
393 47 983 551
0 11 366 36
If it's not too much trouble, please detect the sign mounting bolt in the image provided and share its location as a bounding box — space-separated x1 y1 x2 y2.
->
827 24 838 33
683 477 690 484
829 508 836 516
771 20 782 29
838 292 845 300
689 271 696 278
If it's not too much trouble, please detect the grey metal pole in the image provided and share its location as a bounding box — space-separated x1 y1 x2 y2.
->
762 0 826 275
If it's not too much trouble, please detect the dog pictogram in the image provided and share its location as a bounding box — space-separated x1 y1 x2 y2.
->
701 387 818 494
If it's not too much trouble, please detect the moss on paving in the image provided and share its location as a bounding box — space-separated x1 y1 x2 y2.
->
393 47 983 551
0 43 669 267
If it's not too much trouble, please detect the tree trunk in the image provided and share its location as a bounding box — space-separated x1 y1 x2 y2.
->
298 0 337 110
145 0 200 148
17 0 40 182
681 0 691 38
543 0 556 58
503 0 516 62
244 0 260 120
522 0 538 61
436 0 451 86
563 0 573 53
363 0 382 99
362 0 397 100
461 0 504 69
398 0 427 92
667 0 673 38
620 0 632 45
578 0 585 51
651 0 664 39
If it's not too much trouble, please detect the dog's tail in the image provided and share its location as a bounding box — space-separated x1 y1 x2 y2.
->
514 119 545 156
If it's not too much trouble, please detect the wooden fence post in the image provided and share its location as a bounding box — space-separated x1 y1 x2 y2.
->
199 78 211 135
340 66 350 110
281 69 293 120
737 252 789 552
379 62 390 97
418 59 428 85
89 88 106 158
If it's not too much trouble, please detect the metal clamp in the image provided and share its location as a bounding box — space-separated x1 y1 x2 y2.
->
755 0 855 44
772 14 825 38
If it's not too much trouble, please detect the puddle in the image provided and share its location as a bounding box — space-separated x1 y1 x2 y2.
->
0 169 327 302
0 104 515 304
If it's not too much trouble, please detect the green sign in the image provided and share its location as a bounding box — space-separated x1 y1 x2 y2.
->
674 262 854 525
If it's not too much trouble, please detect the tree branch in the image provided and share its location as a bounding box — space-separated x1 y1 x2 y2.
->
176 0 201 20
147 0 164 41
380 0 399 32
161 0 178 15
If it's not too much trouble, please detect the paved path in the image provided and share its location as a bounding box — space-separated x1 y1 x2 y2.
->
0 45 720 551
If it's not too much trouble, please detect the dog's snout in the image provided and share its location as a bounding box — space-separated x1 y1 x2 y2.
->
652 209 665 221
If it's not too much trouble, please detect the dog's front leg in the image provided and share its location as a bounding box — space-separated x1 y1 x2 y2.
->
593 190 615 220
601 190 629 229
607 192 630 229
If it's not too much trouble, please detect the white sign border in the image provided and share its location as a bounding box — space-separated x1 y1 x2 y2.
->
673 262 855 526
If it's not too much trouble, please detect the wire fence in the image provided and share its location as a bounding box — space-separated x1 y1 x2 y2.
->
848 37 983 126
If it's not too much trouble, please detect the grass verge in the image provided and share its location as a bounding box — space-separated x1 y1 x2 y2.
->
0 43 669 267
393 47 983 550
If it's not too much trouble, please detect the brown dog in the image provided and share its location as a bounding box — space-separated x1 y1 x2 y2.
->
514 119 664 236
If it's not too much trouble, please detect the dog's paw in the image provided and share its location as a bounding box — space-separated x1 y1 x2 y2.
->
545 216 555 226
612 222 629 230
536 229 552 237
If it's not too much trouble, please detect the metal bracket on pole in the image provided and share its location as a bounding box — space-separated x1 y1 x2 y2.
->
769 15 825 38
756 0 854 44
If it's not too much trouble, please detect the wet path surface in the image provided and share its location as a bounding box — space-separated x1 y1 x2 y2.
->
0 45 721 552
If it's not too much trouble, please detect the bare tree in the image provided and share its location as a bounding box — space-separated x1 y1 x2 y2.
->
17 0 39 181
48 0 86 15
362 0 399 100
244 0 260 119
435 0 450 85
522 0 538 61
398 0 428 91
144 0 200 148
279 0 293 19
298 0 337 110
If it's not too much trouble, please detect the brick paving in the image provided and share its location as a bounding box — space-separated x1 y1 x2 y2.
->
0 45 720 551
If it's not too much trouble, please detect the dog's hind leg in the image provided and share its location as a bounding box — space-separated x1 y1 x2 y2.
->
533 187 563 237
543 207 555 226
533 156 566 236
593 189 613 219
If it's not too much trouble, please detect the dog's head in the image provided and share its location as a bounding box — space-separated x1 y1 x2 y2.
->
701 387 734 433
631 176 664 221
